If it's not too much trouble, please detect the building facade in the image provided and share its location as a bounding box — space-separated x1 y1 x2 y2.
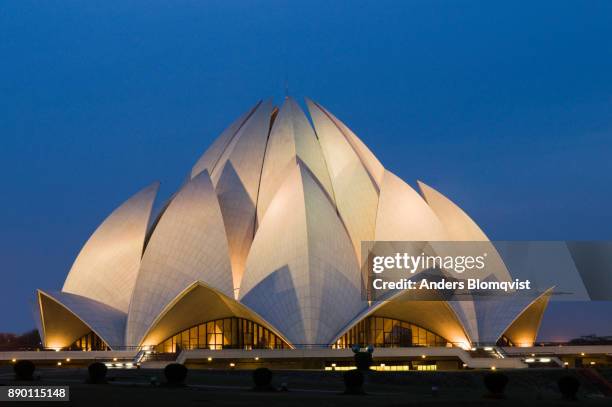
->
34 97 551 352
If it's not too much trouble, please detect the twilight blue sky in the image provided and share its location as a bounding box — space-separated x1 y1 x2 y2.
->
1 1 611 340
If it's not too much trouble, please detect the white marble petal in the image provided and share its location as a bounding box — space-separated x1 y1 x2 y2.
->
257 97 335 222
38 290 126 349
240 163 364 346
306 99 379 261
126 171 233 346
62 182 159 312
210 100 275 295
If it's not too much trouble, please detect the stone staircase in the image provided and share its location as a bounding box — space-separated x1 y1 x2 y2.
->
135 350 179 369
578 368 612 397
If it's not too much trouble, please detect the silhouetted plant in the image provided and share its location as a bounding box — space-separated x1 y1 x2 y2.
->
13 360 35 380
164 363 188 386
87 362 107 384
354 352 373 371
343 369 365 395
558 375 580 400
252 367 275 391
483 372 508 398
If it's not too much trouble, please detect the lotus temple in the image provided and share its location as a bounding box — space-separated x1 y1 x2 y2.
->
18 97 610 370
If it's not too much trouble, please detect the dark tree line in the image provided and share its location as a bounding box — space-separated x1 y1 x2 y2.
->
568 334 612 345
0 329 41 350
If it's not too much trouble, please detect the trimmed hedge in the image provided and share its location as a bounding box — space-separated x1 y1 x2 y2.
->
483 372 508 398
13 360 35 380
343 369 365 395
164 363 188 386
87 362 107 384
252 367 275 391
558 375 580 400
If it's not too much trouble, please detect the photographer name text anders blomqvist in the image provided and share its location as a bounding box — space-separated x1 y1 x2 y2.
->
372 277 532 293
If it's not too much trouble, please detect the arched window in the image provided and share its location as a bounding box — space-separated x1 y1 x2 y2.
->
155 317 290 353
496 335 515 347
69 331 109 351
333 316 449 348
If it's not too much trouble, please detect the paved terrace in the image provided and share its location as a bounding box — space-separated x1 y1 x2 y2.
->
1 346 611 370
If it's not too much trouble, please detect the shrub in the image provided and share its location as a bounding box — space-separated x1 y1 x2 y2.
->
13 360 35 380
354 352 373 371
87 362 107 384
343 369 365 395
483 372 508 398
164 363 188 386
558 375 580 400
252 367 275 391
